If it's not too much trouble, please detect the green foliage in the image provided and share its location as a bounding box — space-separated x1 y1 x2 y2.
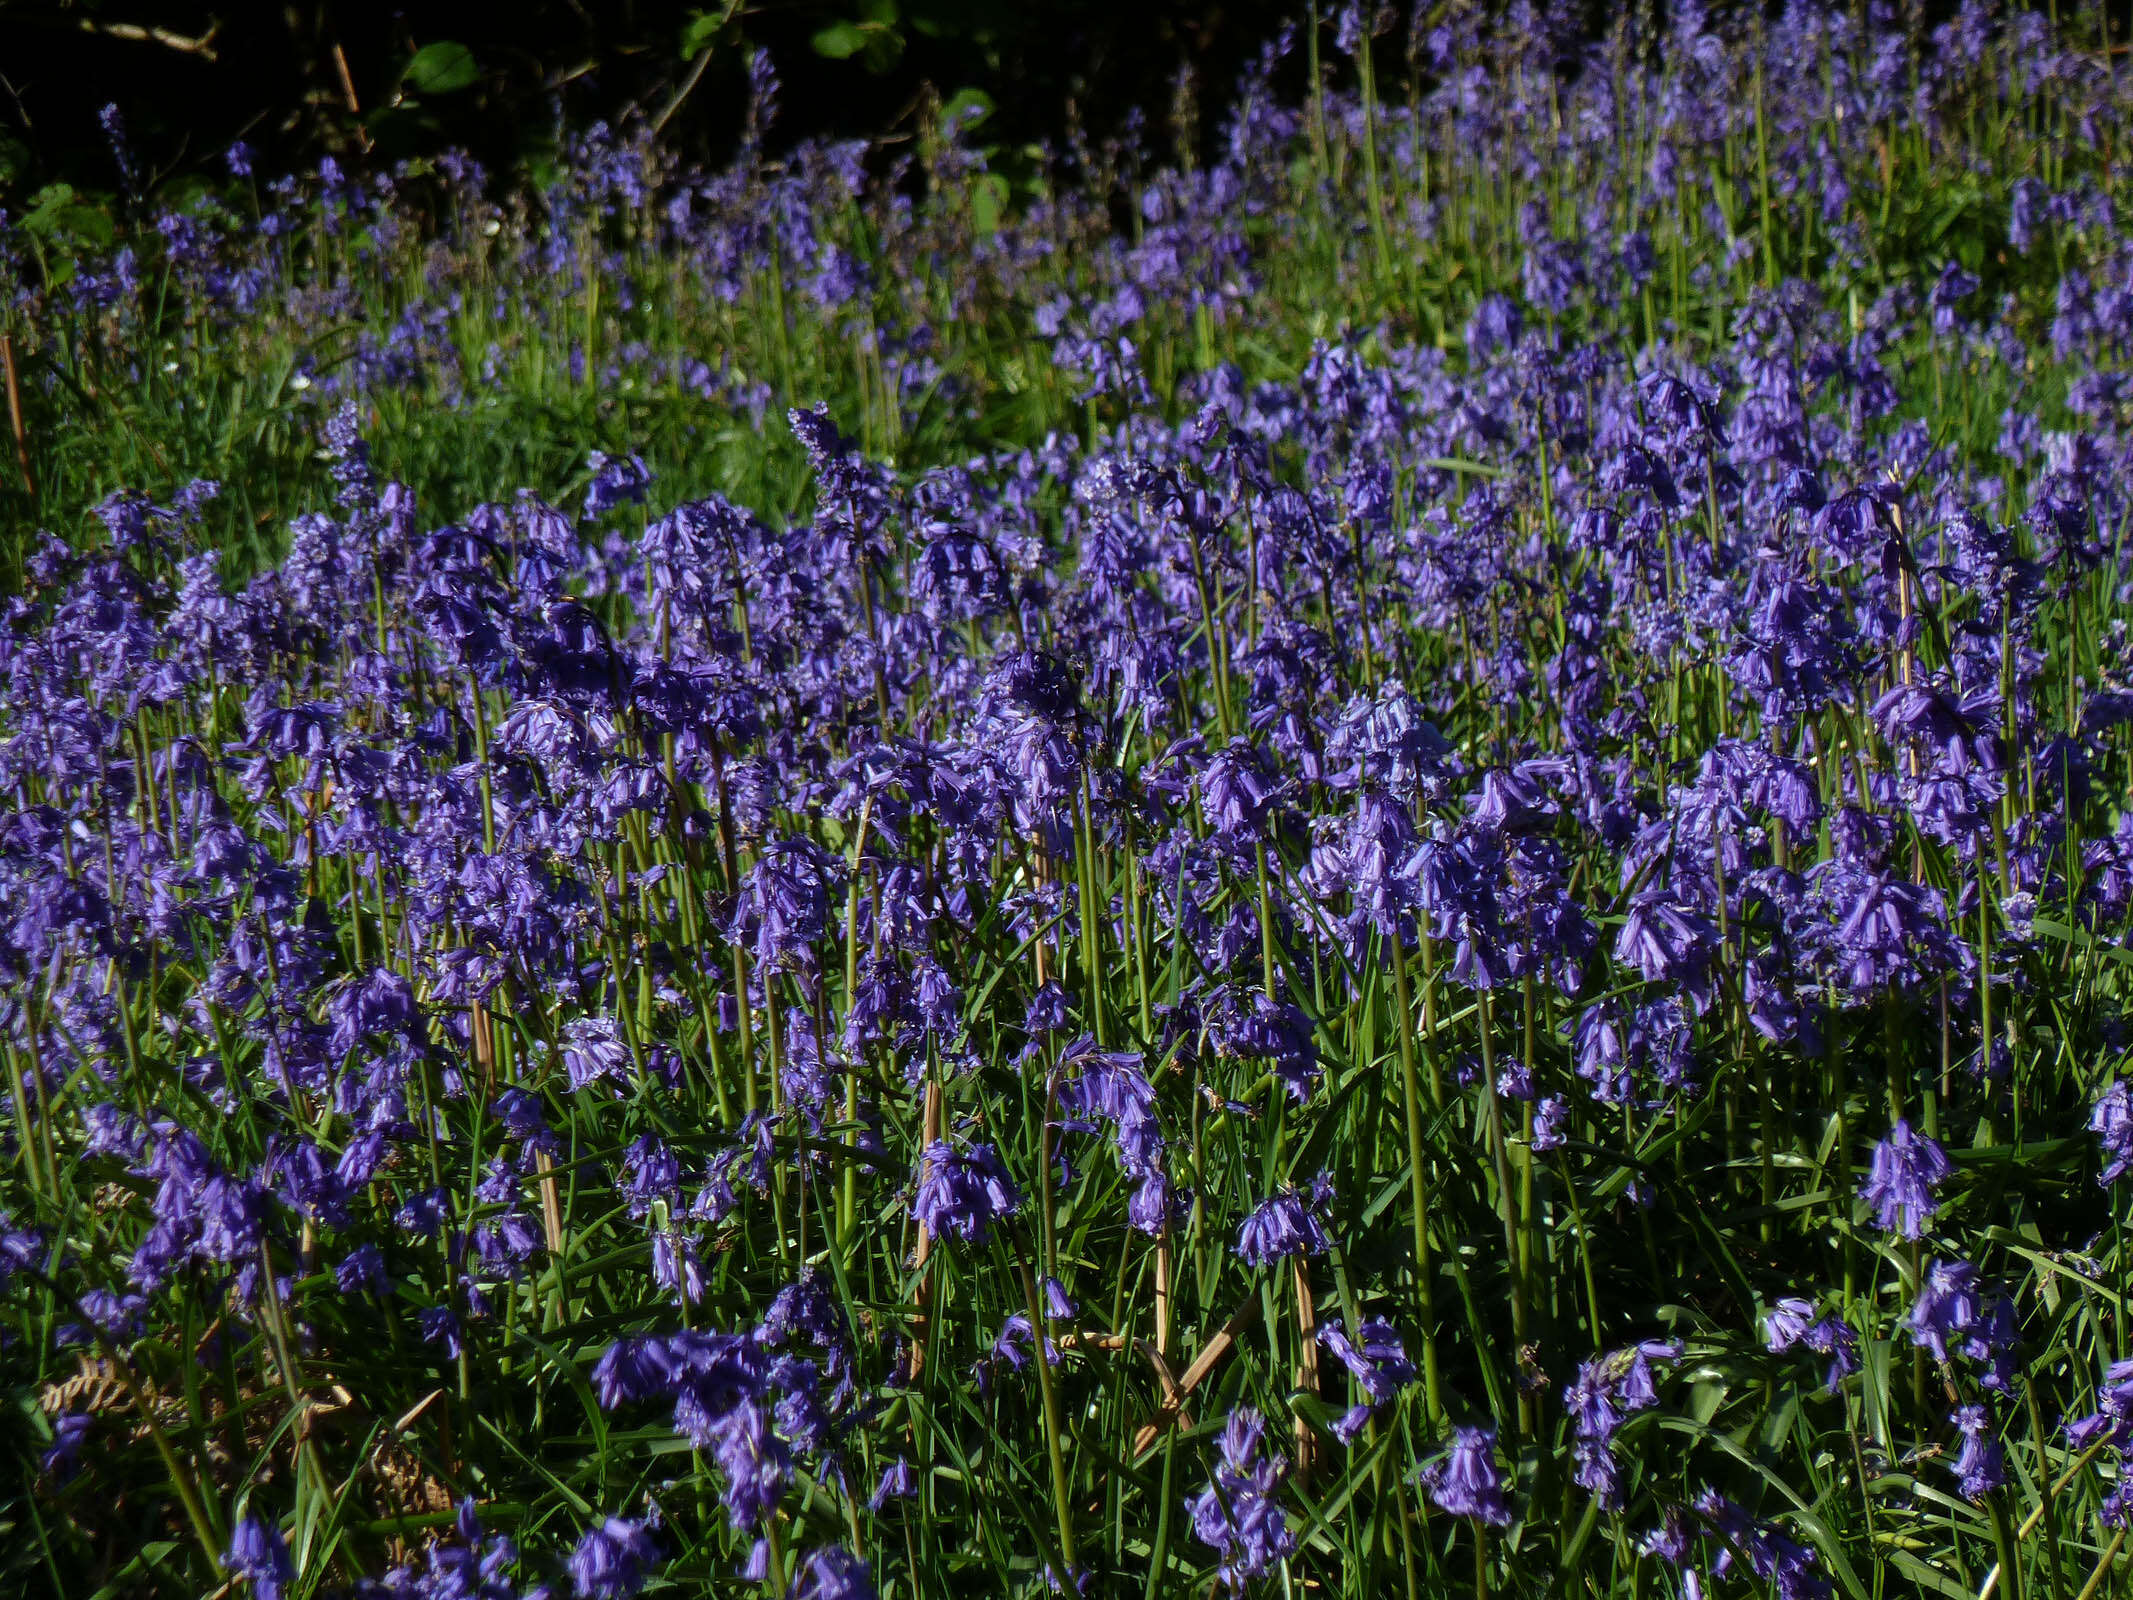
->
402 42 482 97
680 8 728 61
813 0 907 70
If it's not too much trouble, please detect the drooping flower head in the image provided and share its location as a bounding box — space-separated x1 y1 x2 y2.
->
730 837 840 975
1200 737 1283 845
788 1545 877 1600
1421 1425 1512 1526
568 1513 660 1599
1952 1404 2006 1500
1187 1407 1298 1592
2066 1357 2133 1454
1234 1174 1333 1267
1692 1489 1830 1599
1858 1120 1952 1238
225 1516 295 1600
1904 1258 1983 1364
1318 1318 1417 1442
911 1140 1022 1245
2093 1080 2133 1184
41 1413 93 1480
1764 1298 1860 1391
1565 1341 1681 1506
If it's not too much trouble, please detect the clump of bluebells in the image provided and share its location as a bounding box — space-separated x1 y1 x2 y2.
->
12 3 2133 1598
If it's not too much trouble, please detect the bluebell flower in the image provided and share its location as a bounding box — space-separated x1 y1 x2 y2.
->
1055 1037 1163 1177
1953 1404 2006 1500
1763 1300 1816 1352
1638 1507 1696 1569
1234 1175 1333 1267
225 1515 294 1600
1614 889 1717 992
1566 1341 1679 1506
788 1546 876 1600
2065 1358 2133 1452
1187 1408 1297 1592
1200 738 1282 844
730 838 840 975
1024 981 1075 1038
739 1539 772 1584
912 1140 1021 1245
321 401 375 512
41 1413 92 1481
335 1242 387 1297
359 1495 528 1599
1859 1120 1952 1238
1764 1298 1859 1390
869 1458 917 1512
1570 999 1635 1104
592 1336 674 1409
987 1312 1045 1373
560 1014 632 1092
1905 1259 1983 1364
568 1514 659 1599
1421 1425 1512 1526
620 1135 681 1218
1318 1318 1416 1442
711 1402 793 1530
582 451 652 519
1532 1096 1570 1150
189 1170 265 1264
1693 1490 1830 1599
1127 1170 1185 1237
1466 294 1523 359
651 1229 705 1306
2093 1080 2133 1184
416 1304 466 1360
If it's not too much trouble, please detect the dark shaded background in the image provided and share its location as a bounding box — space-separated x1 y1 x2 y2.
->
0 0 1356 198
